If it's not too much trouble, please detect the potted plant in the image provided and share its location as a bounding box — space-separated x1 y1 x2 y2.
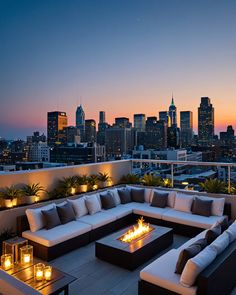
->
120 173 141 184
74 175 88 193
141 174 164 187
57 176 77 197
0 186 22 208
88 174 99 191
98 172 112 188
200 178 227 194
21 183 45 204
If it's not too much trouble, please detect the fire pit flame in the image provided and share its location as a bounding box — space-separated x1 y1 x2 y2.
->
119 217 153 243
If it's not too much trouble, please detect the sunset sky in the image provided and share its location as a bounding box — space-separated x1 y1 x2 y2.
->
1 0 236 139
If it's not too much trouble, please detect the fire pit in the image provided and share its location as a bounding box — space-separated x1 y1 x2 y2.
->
95 218 173 270
118 217 154 243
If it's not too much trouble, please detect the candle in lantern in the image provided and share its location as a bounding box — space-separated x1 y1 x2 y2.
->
44 266 52 281
34 263 45 281
23 254 30 264
1 254 13 271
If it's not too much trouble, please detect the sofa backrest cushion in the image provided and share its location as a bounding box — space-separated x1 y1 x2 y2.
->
41 207 61 230
56 201 76 224
100 191 117 210
205 224 221 245
174 193 194 213
150 191 168 208
85 194 102 215
210 231 230 255
68 196 88 218
225 220 236 243
192 197 213 217
195 196 225 217
118 188 132 204
26 203 56 232
126 185 151 203
180 245 218 287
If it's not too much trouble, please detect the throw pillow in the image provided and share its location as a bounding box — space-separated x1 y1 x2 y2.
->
100 191 117 210
57 202 76 224
131 188 145 203
117 188 132 204
192 197 213 217
68 197 88 218
41 207 61 230
108 189 121 205
85 194 102 215
180 245 218 287
167 191 176 208
205 224 221 244
26 203 56 232
175 238 207 274
219 217 229 232
225 220 236 243
174 193 194 213
126 185 151 202
150 191 168 208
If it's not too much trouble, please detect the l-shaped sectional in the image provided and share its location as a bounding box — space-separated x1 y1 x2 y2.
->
17 185 235 295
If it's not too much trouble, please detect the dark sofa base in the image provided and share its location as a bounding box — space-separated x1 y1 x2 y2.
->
139 280 180 295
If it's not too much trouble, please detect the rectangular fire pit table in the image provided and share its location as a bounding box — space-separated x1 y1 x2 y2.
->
95 224 173 270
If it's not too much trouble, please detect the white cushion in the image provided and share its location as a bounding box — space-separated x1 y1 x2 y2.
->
22 221 91 247
85 194 102 215
68 197 88 218
79 211 116 229
107 188 121 205
140 249 197 295
162 209 225 229
132 203 171 219
102 205 132 219
174 193 194 213
225 220 236 243
126 185 151 203
180 245 218 287
210 232 230 255
26 203 55 232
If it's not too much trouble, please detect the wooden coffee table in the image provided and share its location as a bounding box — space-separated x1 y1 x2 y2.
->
2 261 76 295
95 224 173 270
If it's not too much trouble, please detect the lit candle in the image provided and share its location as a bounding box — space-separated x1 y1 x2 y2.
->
44 266 52 281
23 254 30 264
4 258 11 270
34 263 45 281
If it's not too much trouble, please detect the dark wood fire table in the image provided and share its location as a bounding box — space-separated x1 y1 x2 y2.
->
95 224 173 270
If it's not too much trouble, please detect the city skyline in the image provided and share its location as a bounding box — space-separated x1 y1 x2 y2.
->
1 0 236 138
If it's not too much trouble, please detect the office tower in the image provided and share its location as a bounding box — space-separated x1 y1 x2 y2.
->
180 111 193 147
167 126 180 148
47 111 67 147
76 105 85 140
137 120 167 149
169 95 177 126
134 114 146 131
220 125 235 146
65 126 81 145
198 97 214 146
97 111 109 145
105 127 133 159
28 142 50 162
114 117 132 128
99 111 106 124
85 119 96 143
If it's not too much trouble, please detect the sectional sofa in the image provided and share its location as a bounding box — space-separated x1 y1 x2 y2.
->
17 185 231 262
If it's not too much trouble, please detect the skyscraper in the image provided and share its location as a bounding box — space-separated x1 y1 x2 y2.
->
180 111 193 147
97 111 109 145
134 114 146 131
76 105 85 140
169 95 177 127
47 111 67 147
114 117 132 128
198 97 214 146
85 119 96 143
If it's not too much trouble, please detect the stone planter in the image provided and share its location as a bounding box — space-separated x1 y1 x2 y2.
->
99 181 112 189
79 185 88 193
4 198 17 208
24 195 37 204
